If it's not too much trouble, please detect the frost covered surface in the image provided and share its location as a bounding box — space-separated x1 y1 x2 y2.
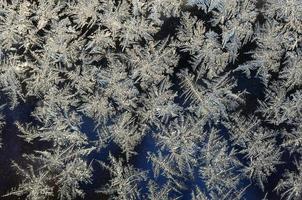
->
0 0 301 199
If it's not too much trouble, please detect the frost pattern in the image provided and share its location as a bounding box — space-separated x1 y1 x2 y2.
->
0 0 301 200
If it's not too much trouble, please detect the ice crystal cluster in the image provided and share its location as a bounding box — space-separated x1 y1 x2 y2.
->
0 0 301 199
